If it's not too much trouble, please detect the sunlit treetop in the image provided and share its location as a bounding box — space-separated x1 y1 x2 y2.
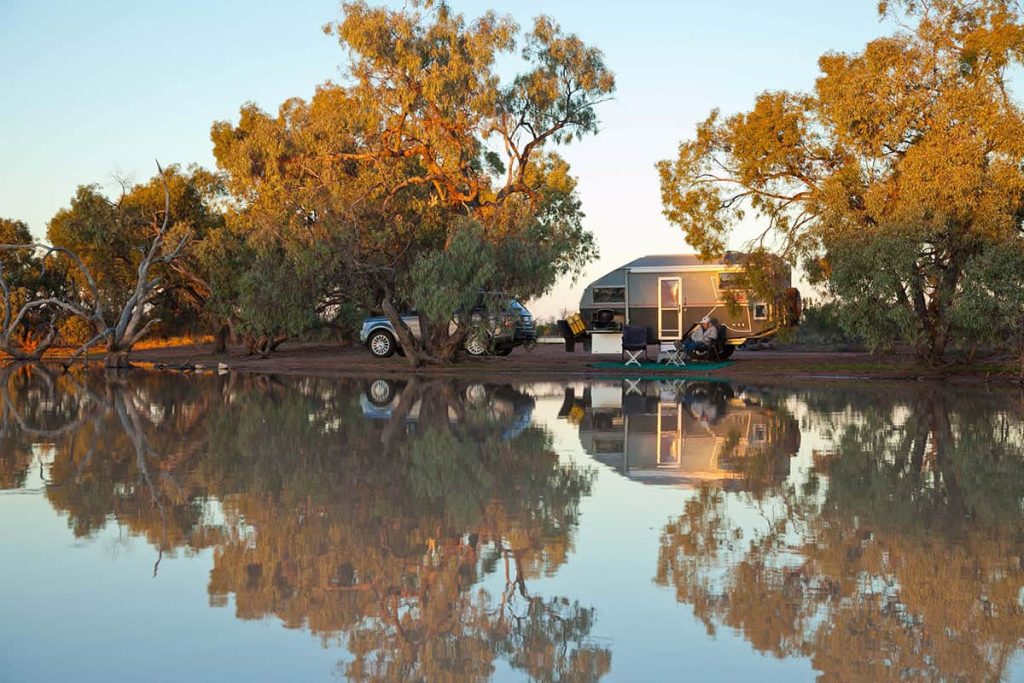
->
323 0 615 207
658 0 1024 260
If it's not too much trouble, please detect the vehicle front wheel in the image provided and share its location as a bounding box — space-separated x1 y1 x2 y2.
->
464 332 489 356
365 379 396 406
367 330 397 358
465 383 489 405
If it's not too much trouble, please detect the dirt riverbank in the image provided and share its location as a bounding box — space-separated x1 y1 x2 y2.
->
114 341 1022 387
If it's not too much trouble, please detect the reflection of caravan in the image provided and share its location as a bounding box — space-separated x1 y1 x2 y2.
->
570 380 799 489
579 253 793 343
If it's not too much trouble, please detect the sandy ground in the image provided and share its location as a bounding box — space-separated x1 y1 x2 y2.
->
115 340 1022 386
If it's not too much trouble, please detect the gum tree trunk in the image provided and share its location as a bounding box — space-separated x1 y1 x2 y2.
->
214 323 231 354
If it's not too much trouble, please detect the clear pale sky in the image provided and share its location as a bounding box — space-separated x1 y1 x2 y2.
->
0 0 892 318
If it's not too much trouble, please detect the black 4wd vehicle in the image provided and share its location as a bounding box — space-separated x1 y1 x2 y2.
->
359 299 536 358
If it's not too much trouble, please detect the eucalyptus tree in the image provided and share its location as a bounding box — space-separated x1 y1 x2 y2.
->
658 0 1024 363
0 219 71 359
212 0 611 364
47 165 223 341
0 165 197 366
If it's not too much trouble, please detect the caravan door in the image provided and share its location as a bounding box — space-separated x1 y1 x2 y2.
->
657 401 682 467
658 277 682 340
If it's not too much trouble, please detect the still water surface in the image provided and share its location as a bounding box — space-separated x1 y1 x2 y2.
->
1 367 1023 682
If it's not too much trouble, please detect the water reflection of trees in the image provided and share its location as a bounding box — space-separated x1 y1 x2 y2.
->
0 365 103 490
0 369 608 681
657 387 1024 681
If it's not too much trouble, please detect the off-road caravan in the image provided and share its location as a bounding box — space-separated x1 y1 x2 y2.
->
578 253 795 346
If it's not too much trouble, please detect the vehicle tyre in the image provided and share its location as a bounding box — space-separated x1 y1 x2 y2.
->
367 330 397 358
493 346 513 356
464 332 489 356
719 346 735 360
366 379 396 406
465 383 489 405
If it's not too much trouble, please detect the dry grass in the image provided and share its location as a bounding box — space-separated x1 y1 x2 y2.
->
130 335 214 350
0 334 213 361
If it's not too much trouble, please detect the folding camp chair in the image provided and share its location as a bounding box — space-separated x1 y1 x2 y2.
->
681 320 733 362
657 342 686 367
621 325 649 367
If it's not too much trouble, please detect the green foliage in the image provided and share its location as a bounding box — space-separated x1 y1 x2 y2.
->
809 235 1024 354
0 218 78 351
806 235 921 350
0 219 35 282
232 248 323 339
950 238 1024 354
408 223 500 323
46 165 224 335
795 299 864 347
57 315 95 346
191 226 245 326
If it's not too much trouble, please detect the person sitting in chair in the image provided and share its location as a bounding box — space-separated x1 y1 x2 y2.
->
681 316 718 355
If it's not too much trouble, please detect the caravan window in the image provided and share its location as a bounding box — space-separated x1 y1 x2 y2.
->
593 286 626 303
753 303 768 320
718 272 744 290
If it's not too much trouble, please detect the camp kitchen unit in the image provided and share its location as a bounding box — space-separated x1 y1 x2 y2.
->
578 253 789 343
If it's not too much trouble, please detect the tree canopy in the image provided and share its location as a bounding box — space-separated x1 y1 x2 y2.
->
658 0 1024 362
47 165 223 336
210 0 612 363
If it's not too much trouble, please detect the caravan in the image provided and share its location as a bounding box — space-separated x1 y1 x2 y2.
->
578 253 796 347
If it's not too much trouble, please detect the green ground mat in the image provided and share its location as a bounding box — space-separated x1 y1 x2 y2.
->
590 360 734 371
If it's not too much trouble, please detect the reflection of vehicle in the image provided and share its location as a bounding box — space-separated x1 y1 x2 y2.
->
359 379 535 440
365 378 397 406
359 379 408 418
570 379 799 489
359 300 536 358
